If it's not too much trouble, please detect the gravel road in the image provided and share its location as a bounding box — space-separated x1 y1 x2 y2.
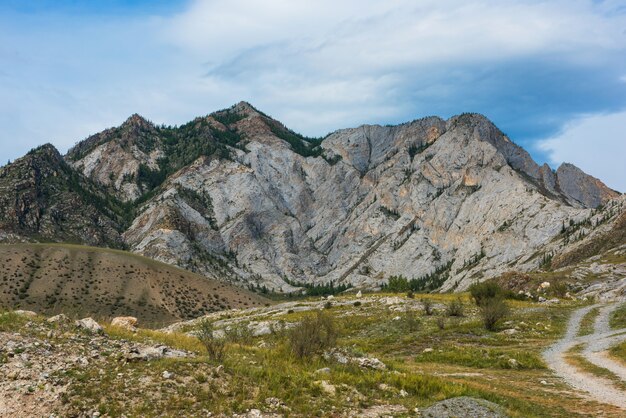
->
543 302 626 410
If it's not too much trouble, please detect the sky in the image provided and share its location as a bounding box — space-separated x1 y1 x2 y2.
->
0 0 625 191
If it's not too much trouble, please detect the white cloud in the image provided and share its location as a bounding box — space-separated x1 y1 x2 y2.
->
538 110 626 192
1 0 626 167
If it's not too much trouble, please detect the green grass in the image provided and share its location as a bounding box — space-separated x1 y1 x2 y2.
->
0 311 29 332
578 306 600 336
415 346 545 369
609 303 626 330
609 341 626 364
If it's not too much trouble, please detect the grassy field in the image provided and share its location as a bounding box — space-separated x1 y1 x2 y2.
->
0 243 267 327
4 292 623 417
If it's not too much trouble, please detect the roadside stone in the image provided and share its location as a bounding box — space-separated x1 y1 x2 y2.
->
421 396 508 417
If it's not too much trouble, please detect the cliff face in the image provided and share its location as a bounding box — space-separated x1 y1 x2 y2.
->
1 104 621 290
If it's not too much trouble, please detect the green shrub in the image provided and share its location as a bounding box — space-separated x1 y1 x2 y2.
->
422 298 434 315
289 311 338 359
436 316 445 330
469 281 502 307
223 322 253 345
196 319 226 362
403 309 421 332
480 298 509 331
446 298 464 317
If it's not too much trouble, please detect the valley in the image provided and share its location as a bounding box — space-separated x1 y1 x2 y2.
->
1 293 625 417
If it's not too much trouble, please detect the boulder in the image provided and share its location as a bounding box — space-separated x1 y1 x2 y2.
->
111 316 138 331
125 345 189 362
75 318 103 334
47 314 69 324
421 396 508 417
13 310 37 318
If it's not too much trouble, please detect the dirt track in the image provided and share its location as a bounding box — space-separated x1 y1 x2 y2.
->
544 302 626 410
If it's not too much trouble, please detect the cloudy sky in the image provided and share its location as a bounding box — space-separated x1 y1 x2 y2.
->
1 0 625 190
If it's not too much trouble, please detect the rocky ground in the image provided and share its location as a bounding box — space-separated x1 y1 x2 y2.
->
0 312 192 418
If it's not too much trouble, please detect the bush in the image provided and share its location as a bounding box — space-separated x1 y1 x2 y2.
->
197 319 226 362
223 322 253 345
353 301 362 307
403 309 420 332
406 290 414 299
480 297 509 331
324 301 333 309
436 316 445 330
446 298 464 317
422 298 434 315
549 281 568 298
289 311 338 359
469 281 502 307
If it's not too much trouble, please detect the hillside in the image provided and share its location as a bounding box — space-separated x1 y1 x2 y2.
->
0 244 267 327
0 102 622 293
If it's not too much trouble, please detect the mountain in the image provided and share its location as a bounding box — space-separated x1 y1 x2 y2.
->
1 103 622 293
0 144 125 247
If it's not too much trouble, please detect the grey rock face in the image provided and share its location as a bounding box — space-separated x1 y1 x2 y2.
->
556 163 617 208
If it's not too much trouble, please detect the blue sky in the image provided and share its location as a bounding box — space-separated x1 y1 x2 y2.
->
1 0 625 190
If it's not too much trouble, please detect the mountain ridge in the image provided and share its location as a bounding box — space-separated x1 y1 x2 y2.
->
0 103 622 293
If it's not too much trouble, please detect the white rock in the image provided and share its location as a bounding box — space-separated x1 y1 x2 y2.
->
317 380 336 396
162 371 173 379
356 291 362 298
14 310 37 317
47 314 69 324
75 318 103 334
111 316 138 331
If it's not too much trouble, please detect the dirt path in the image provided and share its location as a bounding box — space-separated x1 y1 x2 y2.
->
543 302 626 409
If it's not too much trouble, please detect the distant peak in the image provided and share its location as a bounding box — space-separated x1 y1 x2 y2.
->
122 113 152 128
231 101 260 116
27 143 61 158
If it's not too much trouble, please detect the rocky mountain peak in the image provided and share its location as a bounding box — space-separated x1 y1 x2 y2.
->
122 113 152 129
556 163 620 208
232 101 259 116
